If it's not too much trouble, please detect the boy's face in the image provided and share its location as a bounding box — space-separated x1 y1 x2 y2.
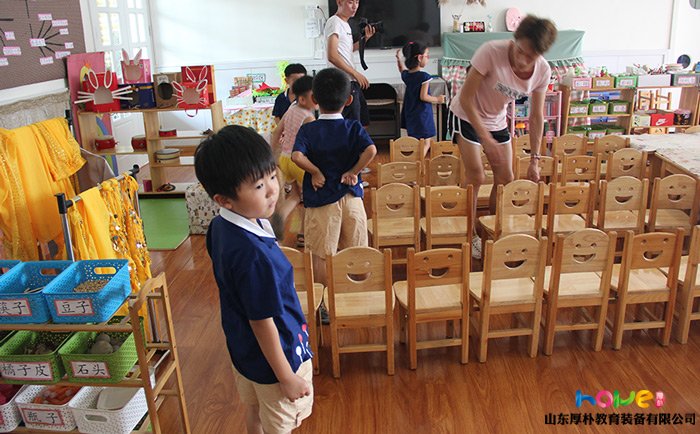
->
286 73 306 90
220 170 279 221
296 92 316 111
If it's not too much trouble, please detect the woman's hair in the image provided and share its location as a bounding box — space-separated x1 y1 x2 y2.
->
514 15 557 55
402 41 428 70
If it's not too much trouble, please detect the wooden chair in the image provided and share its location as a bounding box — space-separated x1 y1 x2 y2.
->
606 148 648 181
425 154 461 187
516 155 558 184
476 149 495 208
646 174 699 233
377 161 421 187
367 183 420 264
280 247 324 374
560 154 601 185
593 177 648 234
468 234 547 362
544 183 595 250
421 185 473 249
552 134 586 159
542 229 616 354
512 134 533 160
609 229 684 349
390 136 423 162
477 180 545 240
593 135 629 161
685 125 700 134
393 244 469 369
674 225 700 343
430 140 461 159
325 247 394 378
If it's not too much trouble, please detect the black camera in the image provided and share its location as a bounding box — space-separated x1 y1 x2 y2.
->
359 18 384 34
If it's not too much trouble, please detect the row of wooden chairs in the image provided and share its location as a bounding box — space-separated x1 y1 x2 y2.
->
282 226 700 375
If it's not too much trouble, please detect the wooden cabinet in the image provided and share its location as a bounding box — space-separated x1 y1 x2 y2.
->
507 91 561 145
78 102 224 196
631 85 700 134
560 85 635 138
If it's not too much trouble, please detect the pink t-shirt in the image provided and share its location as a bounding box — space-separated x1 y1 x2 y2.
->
279 102 314 155
449 39 551 131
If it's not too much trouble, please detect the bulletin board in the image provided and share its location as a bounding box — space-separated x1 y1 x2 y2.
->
0 0 86 90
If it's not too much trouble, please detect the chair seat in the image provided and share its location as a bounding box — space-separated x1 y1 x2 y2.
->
543 214 587 233
592 210 640 230
298 284 325 317
478 214 538 237
469 273 535 304
542 268 602 297
645 209 692 230
420 216 469 237
477 184 493 201
328 290 395 319
367 217 416 240
660 256 699 286
606 264 670 293
393 281 462 314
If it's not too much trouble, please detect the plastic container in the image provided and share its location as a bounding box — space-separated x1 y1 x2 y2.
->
608 101 630 115
70 386 149 434
0 331 72 384
567 126 590 138
606 126 626 135
591 76 614 89
614 75 638 88
569 100 589 116
42 260 131 324
0 261 20 276
15 385 80 431
0 385 27 433
588 100 608 115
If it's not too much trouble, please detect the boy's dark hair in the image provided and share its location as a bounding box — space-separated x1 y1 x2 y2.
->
312 68 350 112
284 63 307 77
291 75 313 98
514 15 557 54
402 41 428 70
194 125 276 200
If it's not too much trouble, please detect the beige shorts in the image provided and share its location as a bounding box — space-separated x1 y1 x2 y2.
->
233 359 314 434
304 194 368 258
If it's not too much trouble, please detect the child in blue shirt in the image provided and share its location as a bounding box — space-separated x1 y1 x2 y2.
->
272 63 307 124
292 68 377 284
195 125 313 434
397 41 446 157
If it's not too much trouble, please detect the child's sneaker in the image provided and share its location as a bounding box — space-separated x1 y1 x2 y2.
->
319 303 330 325
471 235 482 260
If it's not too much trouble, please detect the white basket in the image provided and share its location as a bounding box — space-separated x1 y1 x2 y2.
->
70 386 148 434
0 385 27 433
15 385 81 431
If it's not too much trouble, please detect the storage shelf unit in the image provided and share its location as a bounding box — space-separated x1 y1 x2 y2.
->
507 91 562 145
631 84 700 134
559 85 636 142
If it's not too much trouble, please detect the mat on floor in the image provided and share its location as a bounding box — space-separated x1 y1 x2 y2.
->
139 198 189 250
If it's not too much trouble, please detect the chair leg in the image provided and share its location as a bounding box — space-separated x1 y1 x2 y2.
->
386 316 395 376
612 297 628 350
676 289 694 344
661 298 675 346
593 303 608 352
460 315 469 364
408 314 417 370
478 309 490 363
309 317 320 375
529 300 544 358
543 298 558 356
330 324 341 378
398 305 407 345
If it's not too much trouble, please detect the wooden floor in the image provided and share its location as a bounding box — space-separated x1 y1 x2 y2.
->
147 150 700 434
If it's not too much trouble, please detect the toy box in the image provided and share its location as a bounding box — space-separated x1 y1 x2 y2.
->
118 83 156 110
588 100 608 115
614 75 638 88
591 76 614 89
153 72 181 108
671 73 699 86
569 101 589 116
608 101 630 114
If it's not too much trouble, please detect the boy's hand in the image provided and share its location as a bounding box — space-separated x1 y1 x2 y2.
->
437 95 446 104
341 171 358 186
279 373 310 402
311 171 326 190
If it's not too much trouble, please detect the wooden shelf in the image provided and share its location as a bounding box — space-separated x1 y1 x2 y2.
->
93 148 149 156
147 131 208 141
150 157 195 168
139 182 194 196
567 113 631 119
79 105 221 115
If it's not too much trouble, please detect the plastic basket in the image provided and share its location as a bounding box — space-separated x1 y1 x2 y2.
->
588 100 608 115
42 260 131 324
0 261 20 276
569 101 589 116
70 385 149 434
0 261 72 324
58 317 142 384
15 385 80 431
0 331 72 384
0 385 27 433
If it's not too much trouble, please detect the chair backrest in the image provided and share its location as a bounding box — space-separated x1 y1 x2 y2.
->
425 155 461 186
431 140 461 159
552 134 586 158
648 174 699 231
408 245 468 290
390 137 422 162
326 246 392 294
484 234 547 280
513 134 532 159
377 161 421 187
685 125 700 134
371 183 419 220
621 229 684 271
561 154 601 185
594 135 629 161
516 156 558 182
599 176 648 213
606 148 647 180
553 229 615 274
425 185 472 218
495 180 544 238
549 183 595 216
279 247 316 312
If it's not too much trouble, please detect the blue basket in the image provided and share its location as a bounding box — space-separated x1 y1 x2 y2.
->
42 259 131 324
0 261 72 324
0 260 20 276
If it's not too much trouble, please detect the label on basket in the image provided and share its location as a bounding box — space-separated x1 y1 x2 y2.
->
0 361 54 381
0 298 32 317
20 408 65 426
70 361 111 378
54 298 94 316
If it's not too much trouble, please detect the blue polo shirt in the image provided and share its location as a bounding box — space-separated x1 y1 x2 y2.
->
272 90 292 118
293 113 374 208
401 70 436 139
206 208 311 384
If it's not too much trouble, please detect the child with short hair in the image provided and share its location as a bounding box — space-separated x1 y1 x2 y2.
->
291 68 377 284
396 41 446 157
270 75 316 246
195 125 313 434
273 63 308 124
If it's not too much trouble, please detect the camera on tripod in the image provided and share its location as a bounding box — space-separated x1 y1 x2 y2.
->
358 18 384 34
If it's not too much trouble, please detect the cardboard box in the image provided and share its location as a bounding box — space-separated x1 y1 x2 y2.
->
181 65 216 105
153 72 181 108
649 110 674 127
632 113 651 127
118 83 156 109
591 76 614 89
565 76 592 90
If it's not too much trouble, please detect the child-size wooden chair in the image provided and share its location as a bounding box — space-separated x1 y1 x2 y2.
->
606 148 648 181
512 134 533 160
552 134 587 159
593 177 648 234
542 229 616 354
424 154 461 187
377 161 421 187
469 234 547 362
646 174 699 233
367 183 420 264
545 183 595 246
609 229 685 349
516 155 558 184
393 244 469 369
476 149 495 208
421 185 473 249
280 247 324 374
390 136 423 162
477 180 545 240
560 154 601 186
674 225 700 344
430 140 461 159
325 247 394 378
593 135 629 161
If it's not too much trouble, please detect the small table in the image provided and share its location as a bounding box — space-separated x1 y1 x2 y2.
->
223 103 275 137
626 133 700 179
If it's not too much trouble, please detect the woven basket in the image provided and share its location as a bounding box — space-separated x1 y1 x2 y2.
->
14 385 79 431
0 331 72 384
58 317 142 384
0 260 20 275
70 386 148 434
0 385 27 433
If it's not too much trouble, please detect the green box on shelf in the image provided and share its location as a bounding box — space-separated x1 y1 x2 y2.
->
588 100 608 115
0 331 72 384
614 75 638 88
567 126 589 138
588 125 607 139
608 101 630 114
569 100 589 116
606 126 625 135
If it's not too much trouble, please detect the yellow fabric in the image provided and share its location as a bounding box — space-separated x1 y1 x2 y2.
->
77 187 117 260
66 204 98 261
31 118 85 182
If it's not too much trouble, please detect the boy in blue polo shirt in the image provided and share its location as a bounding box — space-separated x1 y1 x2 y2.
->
291 68 377 284
273 63 307 124
195 125 313 434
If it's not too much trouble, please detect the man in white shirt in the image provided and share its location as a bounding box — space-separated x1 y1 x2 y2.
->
324 0 376 126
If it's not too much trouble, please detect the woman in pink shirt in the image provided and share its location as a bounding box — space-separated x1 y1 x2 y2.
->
449 15 557 258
